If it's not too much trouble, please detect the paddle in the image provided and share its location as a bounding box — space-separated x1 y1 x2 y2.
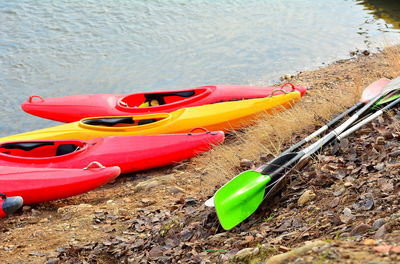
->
213 77 400 230
275 78 390 157
204 78 390 208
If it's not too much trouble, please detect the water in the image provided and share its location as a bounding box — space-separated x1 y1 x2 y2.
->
0 0 399 137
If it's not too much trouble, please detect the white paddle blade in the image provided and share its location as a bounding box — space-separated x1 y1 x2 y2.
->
382 76 400 94
361 78 390 102
204 196 215 207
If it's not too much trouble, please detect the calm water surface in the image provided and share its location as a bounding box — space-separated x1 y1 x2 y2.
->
0 0 399 136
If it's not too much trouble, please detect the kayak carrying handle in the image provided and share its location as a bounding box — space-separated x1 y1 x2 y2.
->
280 82 295 91
188 127 211 135
119 100 128 107
83 161 106 170
270 88 288 96
0 193 6 200
28 95 44 103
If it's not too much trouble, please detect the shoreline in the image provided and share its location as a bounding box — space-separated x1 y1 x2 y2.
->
1 46 399 264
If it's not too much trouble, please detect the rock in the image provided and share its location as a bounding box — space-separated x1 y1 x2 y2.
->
172 163 187 171
333 188 345 196
344 182 353 187
352 196 374 211
31 209 41 216
372 218 385 230
45 259 59 264
234 248 254 259
240 159 253 169
29 251 46 257
140 199 155 206
349 224 371 236
297 190 316 206
362 50 370 56
260 153 274 162
374 163 385 171
22 205 32 212
149 246 163 258
363 239 376 246
281 74 293 81
265 241 327 264
169 186 184 194
329 197 340 208
134 180 159 192
375 136 385 145
244 235 254 242
378 179 394 192
374 224 386 239
157 174 176 184
340 208 355 223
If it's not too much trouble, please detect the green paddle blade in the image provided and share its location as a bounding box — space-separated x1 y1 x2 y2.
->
375 92 400 106
214 170 272 230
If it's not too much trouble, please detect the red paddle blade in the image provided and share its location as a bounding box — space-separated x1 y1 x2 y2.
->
361 78 390 103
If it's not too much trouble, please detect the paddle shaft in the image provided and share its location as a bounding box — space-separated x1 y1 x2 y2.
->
280 101 364 156
338 96 400 140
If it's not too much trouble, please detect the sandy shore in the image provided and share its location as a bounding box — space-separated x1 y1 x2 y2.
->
1 46 399 264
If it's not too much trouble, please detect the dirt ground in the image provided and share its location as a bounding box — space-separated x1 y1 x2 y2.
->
1 47 400 264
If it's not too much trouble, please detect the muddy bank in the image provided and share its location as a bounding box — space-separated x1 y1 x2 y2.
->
1 47 400 264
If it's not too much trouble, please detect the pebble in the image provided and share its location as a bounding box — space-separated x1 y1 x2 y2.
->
349 224 371 236
45 259 59 264
333 188 345 196
141 199 155 206
22 205 32 212
297 190 316 206
372 218 385 230
363 239 376 246
340 207 355 223
329 197 340 208
234 248 254 259
240 159 253 169
169 186 184 194
344 182 353 187
375 136 385 145
134 180 159 192
374 225 386 239
149 246 163 258
260 153 274 162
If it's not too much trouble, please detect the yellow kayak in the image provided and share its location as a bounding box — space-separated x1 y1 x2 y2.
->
0 91 301 142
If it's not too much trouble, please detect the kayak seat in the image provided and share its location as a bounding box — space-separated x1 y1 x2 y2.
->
143 91 195 106
56 144 78 156
0 142 54 151
83 117 135 127
137 119 158 125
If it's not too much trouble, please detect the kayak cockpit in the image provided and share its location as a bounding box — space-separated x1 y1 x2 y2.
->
0 140 86 158
79 114 170 129
117 87 212 109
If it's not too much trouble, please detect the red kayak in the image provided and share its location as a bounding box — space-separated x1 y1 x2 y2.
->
0 132 224 173
0 164 120 204
0 194 23 218
22 83 307 122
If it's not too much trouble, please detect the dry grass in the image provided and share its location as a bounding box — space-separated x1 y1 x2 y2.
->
192 44 400 197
